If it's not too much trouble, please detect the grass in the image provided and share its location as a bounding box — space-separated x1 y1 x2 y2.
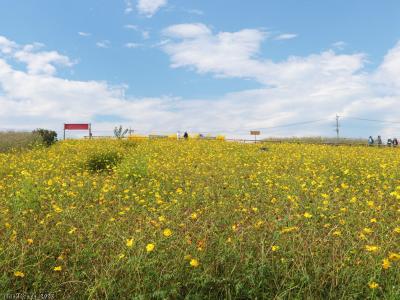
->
262 136 368 145
0 139 399 299
0 131 42 153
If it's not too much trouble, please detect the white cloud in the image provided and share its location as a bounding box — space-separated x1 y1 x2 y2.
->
124 24 150 39
332 41 347 50
375 41 400 90
0 55 175 133
124 0 134 14
96 40 111 48
137 0 167 17
78 32 91 37
125 42 141 48
163 23 212 38
161 24 364 87
0 36 73 76
14 50 73 76
275 33 298 40
1 34 400 138
0 36 17 54
124 24 138 30
141 31 150 39
185 9 204 16
159 24 400 136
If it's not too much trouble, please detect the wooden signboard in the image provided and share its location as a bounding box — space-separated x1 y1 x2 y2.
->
250 130 261 143
63 123 92 140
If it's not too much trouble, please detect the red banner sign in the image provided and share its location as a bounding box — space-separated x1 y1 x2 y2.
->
64 123 90 130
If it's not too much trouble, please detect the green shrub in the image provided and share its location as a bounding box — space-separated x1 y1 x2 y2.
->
86 151 122 172
33 128 58 146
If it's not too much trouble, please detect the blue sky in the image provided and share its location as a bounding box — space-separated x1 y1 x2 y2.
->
0 0 400 138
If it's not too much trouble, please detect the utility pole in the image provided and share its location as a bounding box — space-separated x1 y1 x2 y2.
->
335 115 340 143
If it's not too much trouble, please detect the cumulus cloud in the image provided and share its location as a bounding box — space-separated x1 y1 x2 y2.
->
0 37 73 76
162 24 269 82
1 33 400 138
160 24 400 136
375 41 400 90
0 36 17 54
137 0 167 17
162 24 365 88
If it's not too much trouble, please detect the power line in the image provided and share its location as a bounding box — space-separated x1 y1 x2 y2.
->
256 118 328 130
344 116 400 125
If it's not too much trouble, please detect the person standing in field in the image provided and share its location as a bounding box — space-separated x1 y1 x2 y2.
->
183 132 189 140
377 135 382 146
393 138 399 147
177 131 181 140
368 136 374 146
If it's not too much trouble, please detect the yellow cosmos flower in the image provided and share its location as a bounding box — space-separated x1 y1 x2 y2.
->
126 238 134 247
358 233 367 240
388 252 400 261
146 243 155 252
271 245 280 252
53 266 62 271
14 271 25 278
27 238 33 245
365 245 380 252
303 212 313 218
368 281 379 289
190 259 199 268
163 228 172 237
280 226 299 234
363 228 373 234
52 205 63 213
382 258 391 269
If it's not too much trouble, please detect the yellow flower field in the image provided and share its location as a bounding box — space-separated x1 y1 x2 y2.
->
1 139 399 299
